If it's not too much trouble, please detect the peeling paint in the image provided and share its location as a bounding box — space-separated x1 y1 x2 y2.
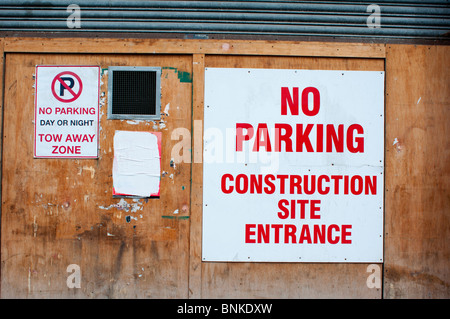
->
82 166 96 178
126 120 141 125
99 92 106 108
222 43 231 51
33 215 38 238
163 103 170 116
393 137 403 153
393 138 399 145
124 119 153 126
131 199 144 213
98 198 144 213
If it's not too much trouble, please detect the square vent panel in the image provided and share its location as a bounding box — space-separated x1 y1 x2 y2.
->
107 66 161 120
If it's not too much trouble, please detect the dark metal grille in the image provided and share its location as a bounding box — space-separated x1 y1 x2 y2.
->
111 70 157 116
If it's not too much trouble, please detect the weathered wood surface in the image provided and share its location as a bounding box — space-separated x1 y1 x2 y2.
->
3 37 386 58
0 37 448 299
384 44 450 299
1 53 192 298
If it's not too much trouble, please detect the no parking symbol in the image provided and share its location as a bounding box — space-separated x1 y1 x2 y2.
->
51 71 83 103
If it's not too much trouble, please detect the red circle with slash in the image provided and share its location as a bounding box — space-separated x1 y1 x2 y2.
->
51 71 83 103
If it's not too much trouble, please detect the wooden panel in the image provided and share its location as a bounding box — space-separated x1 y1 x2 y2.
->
384 45 450 298
189 54 205 298
1 53 192 298
0 39 4 289
206 55 385 71
200 55 384 298
2 37 447 299
3 38 386 58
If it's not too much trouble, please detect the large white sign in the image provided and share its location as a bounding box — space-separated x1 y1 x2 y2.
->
202 68 384 262
34 65 100 158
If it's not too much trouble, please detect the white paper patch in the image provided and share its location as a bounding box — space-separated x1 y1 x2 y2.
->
113 131 161 197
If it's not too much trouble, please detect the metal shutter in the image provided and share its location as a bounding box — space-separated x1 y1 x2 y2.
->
0 0 449 41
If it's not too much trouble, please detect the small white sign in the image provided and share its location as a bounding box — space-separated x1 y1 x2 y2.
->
34 65 100 158
202 68 384 262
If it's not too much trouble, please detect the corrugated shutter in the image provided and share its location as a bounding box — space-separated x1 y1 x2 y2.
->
0 0 449 41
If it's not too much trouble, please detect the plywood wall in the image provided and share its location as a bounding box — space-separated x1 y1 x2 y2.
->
1 53 192 298
0 38 448 299
384 44 450 298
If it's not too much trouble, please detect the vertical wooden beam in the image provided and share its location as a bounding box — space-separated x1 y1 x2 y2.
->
0 38 4 298
384 44 450 298
189 53 205 298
